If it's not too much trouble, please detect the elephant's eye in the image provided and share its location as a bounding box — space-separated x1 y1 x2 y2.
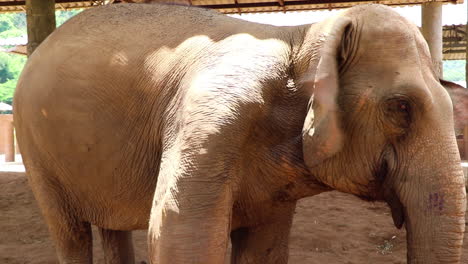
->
383 97 412 135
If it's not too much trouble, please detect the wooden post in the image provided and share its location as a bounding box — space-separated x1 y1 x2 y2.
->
26 0 56 56
0 115 14 162
421 2 443 78
4 120 14 162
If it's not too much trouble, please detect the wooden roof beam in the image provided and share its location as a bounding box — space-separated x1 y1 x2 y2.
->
197 0 461 11
0 0 93 6
277 0 286 13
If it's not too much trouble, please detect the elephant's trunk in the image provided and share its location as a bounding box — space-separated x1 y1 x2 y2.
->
396 137 466 263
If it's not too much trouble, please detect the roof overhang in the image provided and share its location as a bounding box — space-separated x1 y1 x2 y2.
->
0 0 463 14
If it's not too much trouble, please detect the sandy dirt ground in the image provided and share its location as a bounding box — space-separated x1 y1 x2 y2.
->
2 171 468 264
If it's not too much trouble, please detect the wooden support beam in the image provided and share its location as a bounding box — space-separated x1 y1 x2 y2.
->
421 2 443 78
233 0 241 15
444 49 468 54
443 43 467 49
277 0 286 13
4 120 14 162
443 36 465 42
26 0 56 56
0 115 14 162
0 0 96 7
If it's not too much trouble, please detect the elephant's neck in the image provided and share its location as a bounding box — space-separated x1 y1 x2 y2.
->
265 136 333 200
290 23 327 82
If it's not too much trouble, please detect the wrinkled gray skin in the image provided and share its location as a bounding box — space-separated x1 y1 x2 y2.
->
14 3 466 264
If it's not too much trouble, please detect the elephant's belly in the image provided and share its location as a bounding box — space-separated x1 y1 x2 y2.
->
71 170 157 231
20 82 163 230
52 150 160 231
86 198 153 231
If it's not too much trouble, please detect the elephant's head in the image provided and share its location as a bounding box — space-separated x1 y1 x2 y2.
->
300 5 466 263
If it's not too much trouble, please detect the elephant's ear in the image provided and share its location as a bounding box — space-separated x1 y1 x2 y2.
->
302 17 352 168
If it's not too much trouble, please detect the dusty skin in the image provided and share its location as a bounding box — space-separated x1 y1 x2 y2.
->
14 3 466 263
2 171 468 263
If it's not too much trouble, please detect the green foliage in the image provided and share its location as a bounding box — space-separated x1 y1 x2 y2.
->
0 10 82 104
56 10 82 26
0 53 26 85
0 53 26 103
0 79 17 105
443 60 466 82
0 28 24 38
0 14 25 43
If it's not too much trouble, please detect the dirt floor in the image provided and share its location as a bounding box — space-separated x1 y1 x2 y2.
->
2 171 468 264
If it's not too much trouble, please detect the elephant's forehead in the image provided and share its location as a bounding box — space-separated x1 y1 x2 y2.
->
356 27 430 73
344 5 425 61
359 26 423 61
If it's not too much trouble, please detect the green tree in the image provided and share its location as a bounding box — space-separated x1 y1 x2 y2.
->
0 79 17 105
0 53 26 103
0 14 25 38
0 10 82 104
0 15 14 32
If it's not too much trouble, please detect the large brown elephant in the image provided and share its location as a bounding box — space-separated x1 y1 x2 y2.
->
13 3 466 264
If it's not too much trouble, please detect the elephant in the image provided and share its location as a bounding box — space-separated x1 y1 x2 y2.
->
442 80 468 135
13 3 466 264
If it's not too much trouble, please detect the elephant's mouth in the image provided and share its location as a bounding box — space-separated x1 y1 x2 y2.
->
375 154 406 229
358 186 405 229
384 189 405 229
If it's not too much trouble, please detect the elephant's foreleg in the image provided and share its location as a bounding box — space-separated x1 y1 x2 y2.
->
230 203 296 264
147 143 233 264
98 228 135 264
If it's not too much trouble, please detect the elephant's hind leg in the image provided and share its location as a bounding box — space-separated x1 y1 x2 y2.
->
27 168 93 263
98 228 135 264
30 186 92 262
50 220 93 264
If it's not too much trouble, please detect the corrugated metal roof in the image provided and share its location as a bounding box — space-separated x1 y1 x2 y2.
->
0 0 463 14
